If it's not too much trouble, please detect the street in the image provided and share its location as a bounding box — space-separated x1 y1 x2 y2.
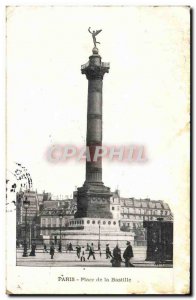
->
16 249 172 268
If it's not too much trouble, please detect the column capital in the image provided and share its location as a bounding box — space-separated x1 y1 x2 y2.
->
81 54 110 80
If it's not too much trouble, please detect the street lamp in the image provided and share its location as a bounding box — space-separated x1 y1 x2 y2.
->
98 221 101 250
22 197 30 257
59 212 63 253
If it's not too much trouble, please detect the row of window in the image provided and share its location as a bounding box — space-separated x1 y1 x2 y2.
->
42 218 64 227
87 220 117 226
121 208 169 215
122 215 160 221
69 220 117 226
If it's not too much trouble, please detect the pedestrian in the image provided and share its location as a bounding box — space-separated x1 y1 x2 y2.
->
68 242 73 252
87 243 96 260
76 245 81 258
58 241 62 253
29 242 36 256
86 243 90 251
106 244 112 259
154 245 161 265
111 244 122 267
123 241 134 267
43 243 48 253
81 246 85 262
50 243 55 259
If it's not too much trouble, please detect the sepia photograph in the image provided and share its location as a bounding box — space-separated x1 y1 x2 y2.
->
6 5 190 294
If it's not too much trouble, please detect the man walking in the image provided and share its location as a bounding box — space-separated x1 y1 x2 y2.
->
87 243 95 260
76 245 81 259
50 243 55 259
43 243 48 253
112 244 122 267
106 244 112 259
123 241 134 267
81 246 86 262
58 241 62 253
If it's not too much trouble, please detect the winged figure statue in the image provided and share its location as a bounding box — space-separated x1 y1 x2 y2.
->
88 27 102 48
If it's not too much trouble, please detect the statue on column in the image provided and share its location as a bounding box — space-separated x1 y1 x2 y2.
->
88 27 102 48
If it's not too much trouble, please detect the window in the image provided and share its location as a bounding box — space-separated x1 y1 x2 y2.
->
108 221 111 225
113 221 116 225
92 220 95 224
103 221 106 225
112 207 114 210
87 220 90 224
42 219 46 226
52 218 56 227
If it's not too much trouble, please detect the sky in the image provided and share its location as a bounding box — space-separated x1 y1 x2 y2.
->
6 6 190 211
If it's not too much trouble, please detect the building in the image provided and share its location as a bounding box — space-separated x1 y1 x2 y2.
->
120 198 172 228
119 197 173 246
39 208 74 244
16 190 43 242
16 188 173 248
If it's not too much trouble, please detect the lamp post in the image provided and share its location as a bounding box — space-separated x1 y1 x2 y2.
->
29 221 32 248
59 212 63 253
98 221 101 250
22 197 30 257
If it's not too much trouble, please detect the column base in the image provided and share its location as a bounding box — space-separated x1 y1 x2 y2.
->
75 182 113 219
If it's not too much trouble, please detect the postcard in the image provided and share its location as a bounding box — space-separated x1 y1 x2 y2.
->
6 6 190 295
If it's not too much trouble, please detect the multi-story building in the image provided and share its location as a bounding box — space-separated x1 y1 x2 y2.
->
39 208 74 244
119 196 173 246
120 197 172 229
16 190 43 242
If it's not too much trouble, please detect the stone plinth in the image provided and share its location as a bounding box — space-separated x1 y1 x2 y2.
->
51 217 134 249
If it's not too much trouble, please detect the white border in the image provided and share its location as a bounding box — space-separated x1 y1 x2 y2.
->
0 1 193 299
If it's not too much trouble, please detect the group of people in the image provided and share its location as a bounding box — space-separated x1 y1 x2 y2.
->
74 241 134 267
25 240 134 266
111 241 134 267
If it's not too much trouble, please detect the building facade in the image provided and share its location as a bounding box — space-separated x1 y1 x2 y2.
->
39 208 74 244
16 189 173 246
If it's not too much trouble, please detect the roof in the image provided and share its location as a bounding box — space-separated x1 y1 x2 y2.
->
120 197 171 210
40 208 67 217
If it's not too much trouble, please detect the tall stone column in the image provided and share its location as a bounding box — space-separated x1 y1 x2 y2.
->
82 48 109 184
75 48 113 219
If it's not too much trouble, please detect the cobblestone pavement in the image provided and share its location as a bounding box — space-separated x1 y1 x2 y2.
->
16 249 172 268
